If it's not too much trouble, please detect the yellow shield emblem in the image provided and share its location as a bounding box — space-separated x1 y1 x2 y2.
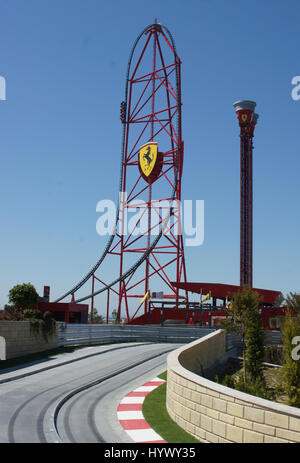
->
139 142 158 178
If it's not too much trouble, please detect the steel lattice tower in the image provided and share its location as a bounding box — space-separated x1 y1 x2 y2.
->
233 101 259 288
54 22 188 323
113 22 187 322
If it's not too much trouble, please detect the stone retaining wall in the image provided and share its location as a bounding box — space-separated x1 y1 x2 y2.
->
0 321 58 360
166 329 300 443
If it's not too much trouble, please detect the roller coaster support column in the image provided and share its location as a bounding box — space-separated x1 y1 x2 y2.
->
249 112 259 288
90 275 95 324
233 100 258 288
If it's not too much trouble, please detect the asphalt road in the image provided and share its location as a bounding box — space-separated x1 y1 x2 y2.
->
0 342 181 443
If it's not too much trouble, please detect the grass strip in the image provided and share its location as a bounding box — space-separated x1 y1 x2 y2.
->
142 371 199 443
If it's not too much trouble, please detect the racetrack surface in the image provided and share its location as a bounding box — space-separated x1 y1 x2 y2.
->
0 342 181 443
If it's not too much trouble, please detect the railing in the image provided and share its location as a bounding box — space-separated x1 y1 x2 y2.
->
226 330 282 351
57 323 216 347
263 330 282 345
57 323 282 348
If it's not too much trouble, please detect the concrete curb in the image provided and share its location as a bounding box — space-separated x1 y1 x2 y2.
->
117 377 167 443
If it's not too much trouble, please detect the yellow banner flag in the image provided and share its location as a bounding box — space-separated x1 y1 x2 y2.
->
141 291 149 304
202 292 211 302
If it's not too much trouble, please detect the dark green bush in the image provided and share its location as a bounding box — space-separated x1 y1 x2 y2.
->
0 307 23 320
222 374 235 388
281 311 300 407
224 373 274 400
264 345 284 365
23 309 42 320
23 309 56 341
42 311 56 339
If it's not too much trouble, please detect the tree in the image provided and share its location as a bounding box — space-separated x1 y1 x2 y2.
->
285 292 300 317
224 286 264 384
245 305 265 383
8 283 39 311
281 293 300 407
4 304 15 312
88 308 104 324
111 309 120 324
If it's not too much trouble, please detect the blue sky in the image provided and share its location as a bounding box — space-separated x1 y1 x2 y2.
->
0 0 299 312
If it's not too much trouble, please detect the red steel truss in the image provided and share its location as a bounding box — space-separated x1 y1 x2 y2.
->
106 22 187 322
55 22 188 323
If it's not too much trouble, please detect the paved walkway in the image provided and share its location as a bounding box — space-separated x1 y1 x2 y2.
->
117 377 167 443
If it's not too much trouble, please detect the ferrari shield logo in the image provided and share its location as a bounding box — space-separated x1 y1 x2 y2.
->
138 142 161 183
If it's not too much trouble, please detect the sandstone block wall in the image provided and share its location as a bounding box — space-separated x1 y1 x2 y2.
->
0 321 58 360
166 329 300 443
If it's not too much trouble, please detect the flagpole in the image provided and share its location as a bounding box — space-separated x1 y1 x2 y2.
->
200 289 202 327
147 289 151 325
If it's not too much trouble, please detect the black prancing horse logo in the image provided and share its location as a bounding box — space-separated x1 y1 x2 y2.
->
143 146 152 166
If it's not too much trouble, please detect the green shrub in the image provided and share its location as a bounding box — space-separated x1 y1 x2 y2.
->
23 309 56 341
245 310 265 383
233 373 273 400
222 374 235 388
42 311 56 339
1 304 56 342
264 345 284 365
281 310 300 407
225 286 264 384
23 309 42 319
0 307 23 320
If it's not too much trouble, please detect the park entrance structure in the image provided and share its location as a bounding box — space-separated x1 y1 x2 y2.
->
54 22 187 323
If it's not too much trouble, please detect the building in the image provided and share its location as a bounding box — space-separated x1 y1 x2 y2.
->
37 286 89 323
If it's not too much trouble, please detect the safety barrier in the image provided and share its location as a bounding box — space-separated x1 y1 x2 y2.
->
57 323 216 346
57 323 282 348
0 320 282 360
226 330 282 351
263 330 282 345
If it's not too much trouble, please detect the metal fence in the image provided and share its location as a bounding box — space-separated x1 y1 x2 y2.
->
57 323 282 349
57 323 216 347
263 330 282 345
226 330 282 351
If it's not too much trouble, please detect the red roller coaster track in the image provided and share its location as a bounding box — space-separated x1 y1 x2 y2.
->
55 22 188 323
